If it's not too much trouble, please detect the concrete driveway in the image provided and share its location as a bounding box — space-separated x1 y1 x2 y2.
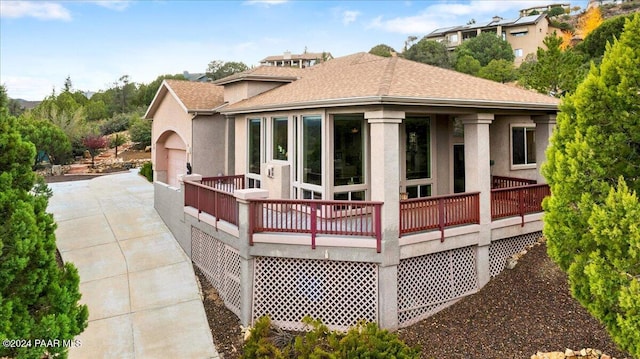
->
48 170 219 359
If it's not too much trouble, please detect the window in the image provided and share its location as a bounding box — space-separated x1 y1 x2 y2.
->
448 34 459 43
405 117 431 180
334 115 364 186
406 185 431 199
512 126 536 166
272 117 288 160
303 115 322 185
511 31 528 37
514 48 523 57
248 118 261 174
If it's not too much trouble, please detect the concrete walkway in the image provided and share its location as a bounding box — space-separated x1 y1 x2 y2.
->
48 170 219 359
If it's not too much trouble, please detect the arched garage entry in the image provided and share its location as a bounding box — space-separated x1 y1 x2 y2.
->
155 130 187 187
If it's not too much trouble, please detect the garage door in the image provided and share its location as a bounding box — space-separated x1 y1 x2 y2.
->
167 149 186 187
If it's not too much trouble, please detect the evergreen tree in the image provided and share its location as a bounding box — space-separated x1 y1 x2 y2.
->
518 34 586 97
403 38 452 68
454 32 514 67
0 86 89 358
543 15 640 356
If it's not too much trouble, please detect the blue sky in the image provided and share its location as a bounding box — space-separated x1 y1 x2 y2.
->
1 0 587 101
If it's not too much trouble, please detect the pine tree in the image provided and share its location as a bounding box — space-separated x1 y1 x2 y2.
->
543 15 640 356
0 85 88 359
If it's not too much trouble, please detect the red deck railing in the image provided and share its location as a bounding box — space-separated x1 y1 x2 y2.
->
201 175 245 193
491 175 537 189
399 192 480 241
491 184 550 225
184 181 239 226
249 199 383 252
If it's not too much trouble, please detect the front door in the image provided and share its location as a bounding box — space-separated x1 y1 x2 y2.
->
453 144 465 193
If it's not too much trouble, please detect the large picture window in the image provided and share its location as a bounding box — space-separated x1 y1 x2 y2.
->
248 118 261 174
334 115 364 186
303 115 322 185
512 126 536 166
405 117 431 180
272 117 288 161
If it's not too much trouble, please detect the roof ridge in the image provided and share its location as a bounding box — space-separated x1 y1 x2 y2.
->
377 56 398 96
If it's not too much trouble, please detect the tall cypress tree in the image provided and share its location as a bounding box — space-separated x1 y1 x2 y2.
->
543 15 640 356
0 85 88 358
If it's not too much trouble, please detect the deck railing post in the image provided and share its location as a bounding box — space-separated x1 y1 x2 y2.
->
375 203 382 253
519 189 525 227
438 198 445 242
310 203 317 249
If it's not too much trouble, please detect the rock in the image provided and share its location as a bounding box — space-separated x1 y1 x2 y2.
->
51 164 63 176
565 349 575 357
84 150 91 159
506 257 518 269
145 145 151 152
580 349 587 356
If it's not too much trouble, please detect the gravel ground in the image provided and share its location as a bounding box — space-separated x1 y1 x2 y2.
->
195 242 630 359
396 242 631 358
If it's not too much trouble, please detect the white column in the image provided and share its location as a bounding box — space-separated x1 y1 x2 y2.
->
460 113 493 288
533 114 557 184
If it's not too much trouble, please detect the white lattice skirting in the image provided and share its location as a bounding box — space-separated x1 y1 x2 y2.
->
398 245 478 327
192 227 242 317
489 231 542 278
253 256 378 331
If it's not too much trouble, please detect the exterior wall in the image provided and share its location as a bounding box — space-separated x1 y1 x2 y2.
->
505 18 556 65
434 114 451 195
193 114 228 177
490 115 538 181
154 181 190 255
224 81 285 104
234 115 247 177
151 92 192 184
151 93 192 164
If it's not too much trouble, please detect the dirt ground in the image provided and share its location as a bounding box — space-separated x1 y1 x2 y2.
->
195 242 630 359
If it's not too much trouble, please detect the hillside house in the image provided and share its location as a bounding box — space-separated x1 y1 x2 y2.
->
425 13 562 66
260 51 333 68
147 52 559 331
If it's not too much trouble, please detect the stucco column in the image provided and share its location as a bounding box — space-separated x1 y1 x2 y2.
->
460 113 493 289
234 188 269 326
533 114 557 184
365 109 403 331
365 109 404 262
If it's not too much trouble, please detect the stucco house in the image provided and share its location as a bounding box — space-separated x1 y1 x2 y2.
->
147 52 558 331
425 13 562 66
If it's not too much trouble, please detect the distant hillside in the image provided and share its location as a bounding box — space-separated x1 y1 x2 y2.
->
13 98 41 110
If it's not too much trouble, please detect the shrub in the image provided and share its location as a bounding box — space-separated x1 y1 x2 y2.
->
100 113 130 135
241 316 420 359
140 161 153 182
129 117 152 147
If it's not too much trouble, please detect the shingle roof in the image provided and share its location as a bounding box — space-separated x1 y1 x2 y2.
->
164 80 224 111
221 52 559 114
213 66 305 85
144 80 224 118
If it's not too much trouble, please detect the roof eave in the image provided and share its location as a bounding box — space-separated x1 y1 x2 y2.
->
220 96 559 115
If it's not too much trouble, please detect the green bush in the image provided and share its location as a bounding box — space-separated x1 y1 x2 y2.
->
129 117 152 147
140 161 153 182
100 113 130 135
241 316 420 359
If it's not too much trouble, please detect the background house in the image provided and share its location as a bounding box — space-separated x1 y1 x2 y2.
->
260 51 333 68
425 13 562 65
